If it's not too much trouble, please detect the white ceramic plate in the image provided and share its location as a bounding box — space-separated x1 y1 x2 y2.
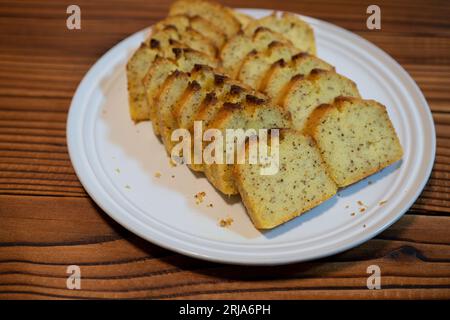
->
67 9 435 265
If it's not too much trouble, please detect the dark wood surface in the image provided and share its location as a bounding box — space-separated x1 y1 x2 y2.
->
0 0 449 299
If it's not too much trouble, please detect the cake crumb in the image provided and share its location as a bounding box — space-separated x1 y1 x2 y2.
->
359 207 366 213
357 200 365 207
195 191 206 204
115 168 121 174
207 203 214 208
219 217 234 228
345 205 349 209
351 212 356 216
171 175 175 178
363 224 367 228
125 185 131 189
379 200 388 206
154 172 161 178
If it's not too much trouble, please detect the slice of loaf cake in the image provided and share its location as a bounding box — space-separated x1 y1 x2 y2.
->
226 8 254 28
244 12 316 55
188 82 259 172
127 43 162 122
168 0 241 38
236 41 299 89
174 71 227 130
155 14 227 49
143 48 218 134
260 53 335 102
204 95 291 195
126 29 189 122
149 24 217 58
234 130 337 229
157 65 217 154
189 15 227 49
176 27 217 57
194 82 263 130
280 69 360 131
155 71 191 153
220 27 290 78
305 97 403 187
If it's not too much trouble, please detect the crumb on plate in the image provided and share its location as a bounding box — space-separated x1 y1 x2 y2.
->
195 191 206 204
219 217 234 228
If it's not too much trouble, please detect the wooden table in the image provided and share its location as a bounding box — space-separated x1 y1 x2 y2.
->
0 0 449 300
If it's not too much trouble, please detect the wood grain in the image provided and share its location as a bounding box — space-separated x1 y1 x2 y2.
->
0 0 449 299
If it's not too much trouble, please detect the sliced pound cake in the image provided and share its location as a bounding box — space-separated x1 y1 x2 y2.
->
305 97 403 187
244 12 316 55
226 9 254 29
168 0 241 38
157 65 217 154
260 53 335 102
174 72 228 130
220 27 291 78
234 130 337 229
204 95 291 195
155 71 191 153
155 14 227 49
126 30 188 122
280 69 360 131
143 48 218 134
127 42 166 122
236 41 299 89
188 82 263 172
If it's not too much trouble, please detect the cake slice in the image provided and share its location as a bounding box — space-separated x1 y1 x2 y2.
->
260 53 334 102
143 48 218 134
127 42 164 122
126 28 188 122
149 24 217 57
204 95 291 195
177 26 217 57
220 27 290 78
244 12 316 54
174 71 228 130
168 0 241 38
127 23 219 122
305 97 403 187
154 14 226 49
280 69 360 131
226 8 254 28
236 41 299 88
189 15 227 49
155 71 191 153
157 65 217 154
234 129 337 229
187 82 261 172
